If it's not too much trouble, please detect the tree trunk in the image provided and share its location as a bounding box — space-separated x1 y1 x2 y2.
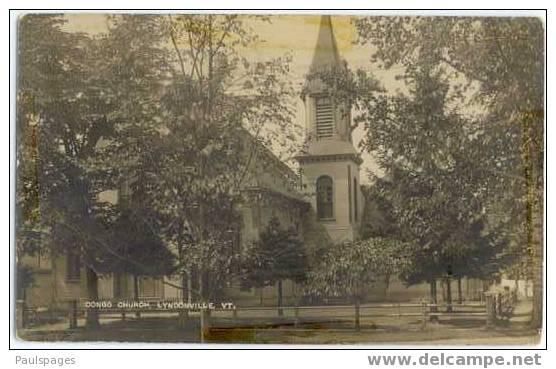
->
384 274 390 299
133 275 141 318
529 189 543 329
277 280 283 316
457 278 463 305
521 107 543 330
354 296 361 331
187 272 192 304
177 272 189 327
85 266 100 329
199 269 210 343
466 278 470 300
530 214 543 329
429 279 438 321
446 278 453 312
181 273 188 302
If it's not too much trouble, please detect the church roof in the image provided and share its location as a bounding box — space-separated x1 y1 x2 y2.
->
236 128 308 202
308 15 343 72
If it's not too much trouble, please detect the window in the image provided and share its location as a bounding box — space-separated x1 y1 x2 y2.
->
316 176 334 219
315 96 334 139
139 277 162 298
113 273 128 298
66 251 81 282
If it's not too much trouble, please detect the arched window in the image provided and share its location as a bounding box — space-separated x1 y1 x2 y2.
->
316 176 334 219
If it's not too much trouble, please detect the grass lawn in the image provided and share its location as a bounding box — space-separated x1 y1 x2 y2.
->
17 299 539 345
17 315 540 345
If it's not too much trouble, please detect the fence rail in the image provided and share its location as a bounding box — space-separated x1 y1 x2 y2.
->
63 301 489 331
18 291 515 332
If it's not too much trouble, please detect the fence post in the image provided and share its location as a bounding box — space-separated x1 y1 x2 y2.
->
354 298 361 331
485 292 496 327
421 300 427 329
294 304 299 327
232 306 237 329
200 308 210 343
16 300 25 329
68 300 78 329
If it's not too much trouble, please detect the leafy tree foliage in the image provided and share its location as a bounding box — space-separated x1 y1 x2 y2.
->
372 66 508 304
17 15 118 328
17 15 299 328
307 237 405 301
140 15 297 303
241 217 308 314
355 16 544 326
85 15 184 299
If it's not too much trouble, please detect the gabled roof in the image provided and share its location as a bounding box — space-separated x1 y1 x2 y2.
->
236 128 307 203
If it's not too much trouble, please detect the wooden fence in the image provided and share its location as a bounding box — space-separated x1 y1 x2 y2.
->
64 301 489 331
18 291 516 332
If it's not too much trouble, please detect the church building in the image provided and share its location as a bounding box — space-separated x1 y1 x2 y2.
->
20 15 479 314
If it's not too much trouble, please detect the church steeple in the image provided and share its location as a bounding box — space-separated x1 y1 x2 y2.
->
300 15 355 153
309 15 342 72
296 15 363 243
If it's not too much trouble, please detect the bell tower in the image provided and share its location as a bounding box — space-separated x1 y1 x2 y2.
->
296 15 363 243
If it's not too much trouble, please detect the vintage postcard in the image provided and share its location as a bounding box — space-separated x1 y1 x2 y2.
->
14 12 544 345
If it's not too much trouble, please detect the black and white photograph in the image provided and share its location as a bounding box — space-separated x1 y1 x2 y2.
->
12 10 545 347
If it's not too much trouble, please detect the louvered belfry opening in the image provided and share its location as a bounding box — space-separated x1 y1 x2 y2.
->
315 95 334 139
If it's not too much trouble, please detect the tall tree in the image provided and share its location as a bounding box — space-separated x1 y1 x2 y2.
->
149 15 297 303
85 14 181 298
17 15 115 328
91 16 299 340
355 16 544 327
357 64 507 309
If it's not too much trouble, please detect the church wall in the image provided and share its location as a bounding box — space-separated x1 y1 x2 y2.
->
99 273 180 300
301 158 362 242
52 255 85 307
223 196 307 307
304 95 317 139
163 275 182 300
22 254 86 310
98 275 113 299
239 198 304 248
22 271 55 308
19 253 54 307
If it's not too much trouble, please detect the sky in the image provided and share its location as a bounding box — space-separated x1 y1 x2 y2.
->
62 14 406 182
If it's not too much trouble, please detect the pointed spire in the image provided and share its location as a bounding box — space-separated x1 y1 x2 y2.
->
309 15 342 72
